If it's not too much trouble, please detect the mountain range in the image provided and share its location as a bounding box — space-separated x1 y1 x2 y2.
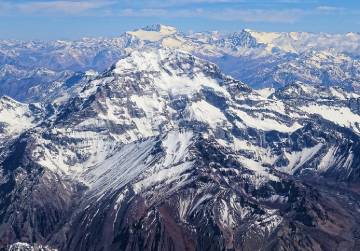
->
0 25 360 251
1 24 359 102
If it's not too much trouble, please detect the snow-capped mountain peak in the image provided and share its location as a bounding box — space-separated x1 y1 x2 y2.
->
1 25 360 251
127 24 177 42
142 24 177 33
113 48 222 81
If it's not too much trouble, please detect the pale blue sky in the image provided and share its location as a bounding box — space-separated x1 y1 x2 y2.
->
0 0 359 40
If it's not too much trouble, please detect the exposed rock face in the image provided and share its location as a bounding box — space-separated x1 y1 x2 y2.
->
0 49 360 250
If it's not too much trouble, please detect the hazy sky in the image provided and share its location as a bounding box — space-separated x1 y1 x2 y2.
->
1 0 359 40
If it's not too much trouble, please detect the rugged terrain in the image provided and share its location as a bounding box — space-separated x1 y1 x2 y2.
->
0 47 360 250
1 25 359 103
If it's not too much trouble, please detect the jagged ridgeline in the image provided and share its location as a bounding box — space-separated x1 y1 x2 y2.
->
0 26 360 251
0 25 359 103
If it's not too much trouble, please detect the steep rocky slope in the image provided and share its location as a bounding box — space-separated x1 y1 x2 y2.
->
0 49 360 250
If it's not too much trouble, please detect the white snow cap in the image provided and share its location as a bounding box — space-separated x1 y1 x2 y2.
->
142 24 177 33
127 24 177 42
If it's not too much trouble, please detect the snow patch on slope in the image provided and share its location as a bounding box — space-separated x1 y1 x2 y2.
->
0 96 37 139
133 130 195 193
300 105 360 133
82 137 156 198
162 130 193 166
281 144 323 174
239 156 279 184
317 146 338 172
256 88 275 98
81 130 194 200
188 100 227 128
231 108 302 132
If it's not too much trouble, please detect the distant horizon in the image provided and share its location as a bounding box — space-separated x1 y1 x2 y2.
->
1 23 359 42
1 0 359 40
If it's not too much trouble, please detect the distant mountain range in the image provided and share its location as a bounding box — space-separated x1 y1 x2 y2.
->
0 24 359 102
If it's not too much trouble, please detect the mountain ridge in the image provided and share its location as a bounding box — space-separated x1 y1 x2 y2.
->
0 43 360 250
1 24 359 102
